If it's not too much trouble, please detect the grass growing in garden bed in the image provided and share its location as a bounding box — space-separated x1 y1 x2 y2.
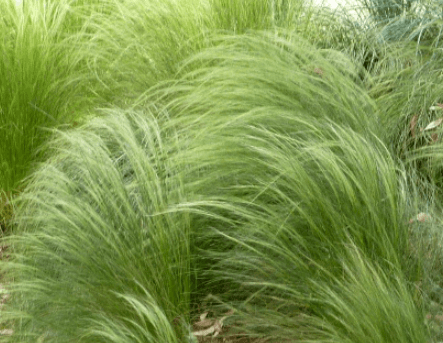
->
2 0 443 342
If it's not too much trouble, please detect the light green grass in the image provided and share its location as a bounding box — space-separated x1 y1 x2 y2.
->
1 108 190 342
2 0 443 342
309 245 428 343
153 32 430 341
0 0 95 192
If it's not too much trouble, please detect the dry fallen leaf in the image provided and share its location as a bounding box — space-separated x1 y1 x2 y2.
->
194 312 213 329
193 324 217 337
192 310 235 338
416 212 430 222
424 118 443 131
200 312 208 321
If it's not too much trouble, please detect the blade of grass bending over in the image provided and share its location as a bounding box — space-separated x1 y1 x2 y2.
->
354 0 416 25
83 289 180 343
368 23 443 201
2 108 190 342
156 31 403 265
209 0 307 33
82 0 334 108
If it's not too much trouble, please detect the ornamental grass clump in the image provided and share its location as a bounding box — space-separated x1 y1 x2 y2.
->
81 0 329 107
154 32 376 140
308 245 428 343
156 32 430 341
1 108 190 342
80 0 210 105
368 31 443 201
0 0 92 192
2 11 442 343
209 0 303 33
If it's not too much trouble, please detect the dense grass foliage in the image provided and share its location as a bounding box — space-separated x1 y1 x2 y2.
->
0 0 94 192
153 35 422 340
3 108 191 342
2 0 443 342
80 0 210 105
0 0 319 194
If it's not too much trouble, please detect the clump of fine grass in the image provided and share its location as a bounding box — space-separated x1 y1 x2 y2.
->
0 0 94 192
158 31 376 131
4 2 443 342
209 0 305 33
80 0 211 105
1 108 191 342
84 289 182 343
81 0 327 107
366 20 443 201
308 244 429 343
152 31 432 341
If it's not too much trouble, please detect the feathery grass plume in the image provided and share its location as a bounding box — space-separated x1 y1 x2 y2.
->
177 126 422 340
367 44 419 145
208 0 374 63
209 244 430 342
368 27 443 196
83 289 181 343
181 121 409 275
176 110 417 341
209 0 273 33
1 108 190 342
82 0 327 107
152 33 382 272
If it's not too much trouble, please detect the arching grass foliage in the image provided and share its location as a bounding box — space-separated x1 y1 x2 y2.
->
2 0 443 342
2 108 191 342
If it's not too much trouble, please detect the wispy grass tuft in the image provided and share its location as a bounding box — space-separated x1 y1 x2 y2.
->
173 109 426 341
2 108 190 342
153 31 428 341
83 288 181 343
309 244 428 343
159 31 376 132
4 3 443 342
80 0 211 105
209 0 306 33
81 0 326 107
